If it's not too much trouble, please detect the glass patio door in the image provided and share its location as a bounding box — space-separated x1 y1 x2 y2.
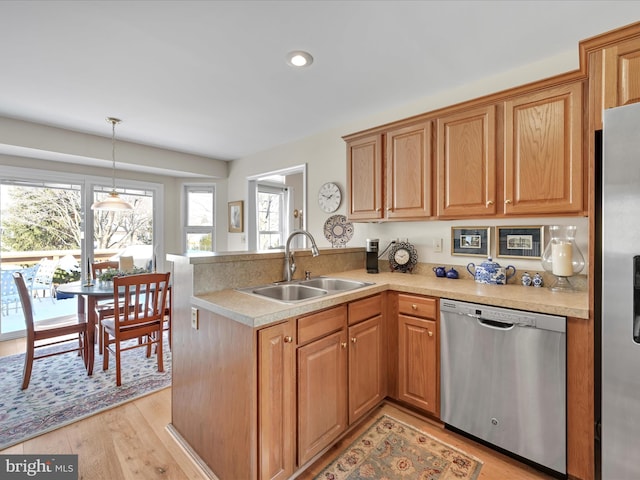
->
91 185 154 272
0 181 82 337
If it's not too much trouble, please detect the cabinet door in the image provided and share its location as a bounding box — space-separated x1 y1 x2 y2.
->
603 36 640 109
437 105 497 217
386 121 432 219
504 82 583 215
348 314 385 424
297 329 348 465
346 133 383 220
258 321 296 480
398 314 438 415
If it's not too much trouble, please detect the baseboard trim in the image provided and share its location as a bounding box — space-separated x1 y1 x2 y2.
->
165 423 219 480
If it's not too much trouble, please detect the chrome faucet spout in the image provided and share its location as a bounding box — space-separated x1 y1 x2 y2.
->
284 229 320 282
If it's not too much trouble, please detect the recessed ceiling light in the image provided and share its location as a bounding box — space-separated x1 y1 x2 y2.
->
286 50 313 68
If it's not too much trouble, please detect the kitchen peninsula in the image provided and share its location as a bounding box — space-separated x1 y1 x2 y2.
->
166 249 588 480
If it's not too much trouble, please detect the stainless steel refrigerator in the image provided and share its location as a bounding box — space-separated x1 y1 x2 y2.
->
601 102 640 479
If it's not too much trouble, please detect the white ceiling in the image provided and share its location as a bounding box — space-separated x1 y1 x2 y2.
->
1 0 640 163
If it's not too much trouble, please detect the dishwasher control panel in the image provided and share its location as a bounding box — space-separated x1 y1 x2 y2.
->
440 299 565 333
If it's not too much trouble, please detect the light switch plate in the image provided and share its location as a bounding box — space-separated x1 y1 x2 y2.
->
191 307 199 330
433 238 443 253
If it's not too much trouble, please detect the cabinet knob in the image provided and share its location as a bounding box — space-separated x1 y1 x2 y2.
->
505 199 512 204
375 207 381 212
284 336 293 343
341 342 347 349
351 337 357 343
428 331 433 337
411 304 418 310
486 200 494 206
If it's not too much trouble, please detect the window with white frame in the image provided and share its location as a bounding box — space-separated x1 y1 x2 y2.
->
257 183 290 250
184 185 215 252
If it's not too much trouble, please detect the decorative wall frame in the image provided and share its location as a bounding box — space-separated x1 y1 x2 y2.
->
451 227 491 257
496 226 544 259
228 200 244 233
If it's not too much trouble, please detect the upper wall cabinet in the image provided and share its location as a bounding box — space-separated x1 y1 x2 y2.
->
385 121 432 220
346 133 383 221
436 105 497 217
602 36 640 109
588 33 640 130
504 81 584 215
346 121 432 221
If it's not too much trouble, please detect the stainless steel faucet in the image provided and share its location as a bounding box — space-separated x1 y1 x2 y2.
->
284 229 320 282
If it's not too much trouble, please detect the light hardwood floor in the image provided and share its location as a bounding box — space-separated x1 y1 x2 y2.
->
1 337 553 479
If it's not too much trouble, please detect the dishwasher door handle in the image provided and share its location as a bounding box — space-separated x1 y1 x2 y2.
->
476 317 516 331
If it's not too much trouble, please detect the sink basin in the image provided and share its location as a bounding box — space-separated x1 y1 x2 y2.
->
237 277 374 304
299 277 371 291
249 284 327 302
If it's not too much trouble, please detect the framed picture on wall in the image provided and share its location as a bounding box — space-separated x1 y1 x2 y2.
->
496 226 544 259
451 227 491 257
228 200 243 233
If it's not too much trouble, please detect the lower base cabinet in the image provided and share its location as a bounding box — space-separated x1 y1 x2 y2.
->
258 320 296 480
397 294 439 416
297 327 348 465
258 296 384 479
348 314 385 423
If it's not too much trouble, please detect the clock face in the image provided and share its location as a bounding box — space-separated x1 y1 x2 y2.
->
318 182 341 213
394 248 410 265
389 241 418 273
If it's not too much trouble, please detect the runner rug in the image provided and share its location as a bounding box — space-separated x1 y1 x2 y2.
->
0 337 171 450
315 414 483 480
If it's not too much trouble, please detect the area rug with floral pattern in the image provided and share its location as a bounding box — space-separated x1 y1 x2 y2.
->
0 337 171 450
315 414 483 480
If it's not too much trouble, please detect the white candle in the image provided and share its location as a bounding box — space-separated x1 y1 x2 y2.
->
552 242 573 276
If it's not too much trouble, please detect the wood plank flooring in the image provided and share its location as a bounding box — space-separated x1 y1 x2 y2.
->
1 337 554 480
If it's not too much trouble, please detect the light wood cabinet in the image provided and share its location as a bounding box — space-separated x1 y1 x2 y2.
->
385 121 432 219
345 120 432 221
348 295 385 424
297 306 348 466
397 294 439 416
587 31 640 130
258 320 296 480
504 81 584 215
436 105 497 217
346 133 383 220
258 297 386 473
601 36 640 110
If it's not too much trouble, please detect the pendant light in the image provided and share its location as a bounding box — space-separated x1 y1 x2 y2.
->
91 117 133 211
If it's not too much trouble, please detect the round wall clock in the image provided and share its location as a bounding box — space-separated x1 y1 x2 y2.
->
389 241 418 273
318 182 342 213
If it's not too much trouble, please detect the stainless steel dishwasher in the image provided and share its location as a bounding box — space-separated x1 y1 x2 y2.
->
440 299 566 475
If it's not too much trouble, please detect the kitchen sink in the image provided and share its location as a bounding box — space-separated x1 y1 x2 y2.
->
237 277 374 304
249 284 327 302
299 277 370 291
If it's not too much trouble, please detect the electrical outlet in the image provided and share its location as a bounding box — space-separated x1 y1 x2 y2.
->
191 307 199 330
433 238 443 253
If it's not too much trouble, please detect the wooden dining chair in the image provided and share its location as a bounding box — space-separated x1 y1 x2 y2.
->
91 260 120 353
13 272 88 389
101 272 170 386
91 260 119 280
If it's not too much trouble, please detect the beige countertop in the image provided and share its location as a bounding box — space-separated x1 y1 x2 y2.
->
192 269 589 328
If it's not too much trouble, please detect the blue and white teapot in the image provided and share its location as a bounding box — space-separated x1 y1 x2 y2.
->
466 257 516 285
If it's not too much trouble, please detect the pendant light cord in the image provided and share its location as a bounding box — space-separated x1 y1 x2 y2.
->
108 117 120 193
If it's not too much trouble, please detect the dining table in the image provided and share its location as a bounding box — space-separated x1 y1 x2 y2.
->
56 280 116 375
